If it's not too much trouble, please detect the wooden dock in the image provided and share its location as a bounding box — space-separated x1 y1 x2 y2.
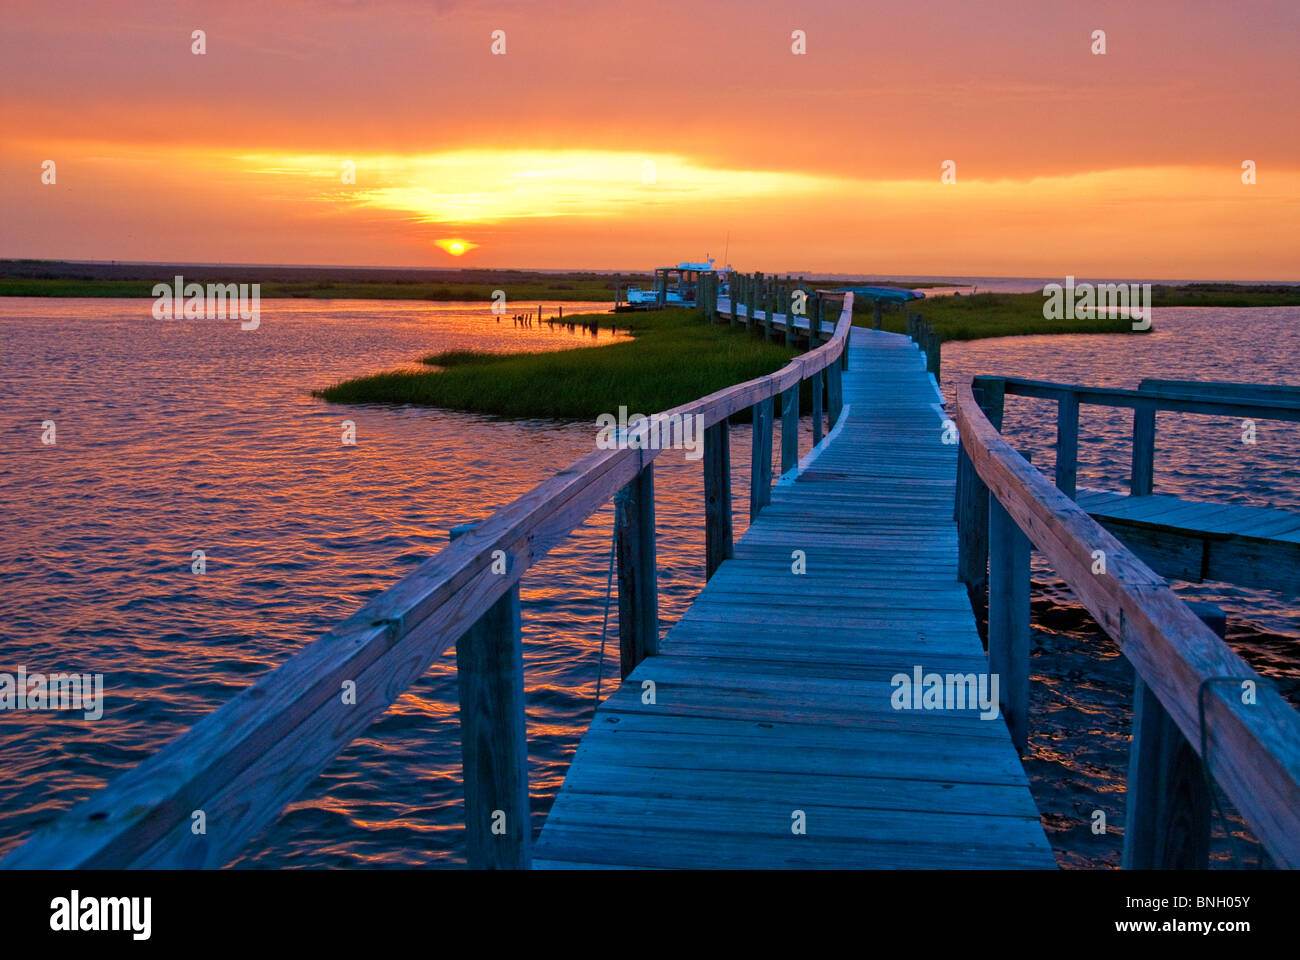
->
534 328 1054 868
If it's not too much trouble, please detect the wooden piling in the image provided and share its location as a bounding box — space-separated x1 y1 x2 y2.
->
615 464 658 679
1122 605 1219 869
987 453 1031 755
1055 392 1080 499
750 399 773 520
450 522 531 870
812 370 824 445
781 385 799 474
1131 405 1156 495
703 421 733 580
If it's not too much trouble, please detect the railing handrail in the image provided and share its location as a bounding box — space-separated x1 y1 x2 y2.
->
954 378 1300 868
1 294 855 869
986 374 1300 422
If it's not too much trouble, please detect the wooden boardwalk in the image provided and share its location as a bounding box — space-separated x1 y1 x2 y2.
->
534 328 1055 869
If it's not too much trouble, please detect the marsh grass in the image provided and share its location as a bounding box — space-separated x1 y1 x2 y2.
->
317 308 803 420
863 291 1148 340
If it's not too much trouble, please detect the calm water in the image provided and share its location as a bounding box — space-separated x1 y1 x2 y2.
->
1 298 1296 868
0 297 779 868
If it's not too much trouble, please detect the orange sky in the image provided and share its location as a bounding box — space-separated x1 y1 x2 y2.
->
3 0 1298 278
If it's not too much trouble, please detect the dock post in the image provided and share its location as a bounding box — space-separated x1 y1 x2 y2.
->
960 377 1004 612
1055 391 1080 499
764 291 773 342
704 421 733 579
827 359 843 427
809 297 822 349
811 370 824 445
749 398 773 520
781 282 789 344
987 452 1031 755
873 299 883 330
615 463 658 678
781 385 799 474
450 522 531 870
1130 405 1156 496
1121 605 1219 869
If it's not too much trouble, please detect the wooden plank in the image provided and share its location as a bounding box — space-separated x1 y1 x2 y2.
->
1002 376 1300 422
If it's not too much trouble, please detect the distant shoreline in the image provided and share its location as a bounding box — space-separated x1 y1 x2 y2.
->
3 260 1299 307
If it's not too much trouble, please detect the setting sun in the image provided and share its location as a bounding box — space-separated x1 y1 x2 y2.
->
435 238 476 257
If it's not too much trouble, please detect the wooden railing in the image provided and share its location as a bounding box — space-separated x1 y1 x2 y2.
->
954 377 1300 869
976 375 1300 500
1 293 855 870
906 314 940 380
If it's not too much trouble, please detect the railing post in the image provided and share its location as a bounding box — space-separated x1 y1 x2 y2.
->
1131 404 1156 496
811 370 824 445
781 385 799 474
749 398 773 519
827 359 843 427
703 421 733 579
1121 605 1219 869
1055 391 1080 499
872 299 883 330
959 378 1004 611
450 522 531 870
987 452 1031 755
615 463 658 678
764 290 773 342
809 297 822 349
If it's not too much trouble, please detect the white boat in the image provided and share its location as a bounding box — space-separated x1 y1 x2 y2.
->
624 257 731 308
